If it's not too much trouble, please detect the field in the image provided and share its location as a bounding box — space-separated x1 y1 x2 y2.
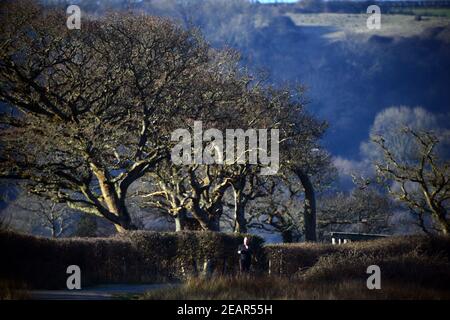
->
286 13 450 42
390 8 450 18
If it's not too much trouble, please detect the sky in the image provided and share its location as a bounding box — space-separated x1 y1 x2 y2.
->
257 0 298 2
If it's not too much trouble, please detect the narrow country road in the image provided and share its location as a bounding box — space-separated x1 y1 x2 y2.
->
28 283 177 300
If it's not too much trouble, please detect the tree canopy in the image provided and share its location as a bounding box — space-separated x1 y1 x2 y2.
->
0 0 332 239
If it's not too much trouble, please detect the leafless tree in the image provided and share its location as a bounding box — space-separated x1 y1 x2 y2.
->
1 1 332 236
14 200 73 238
246 177 302 242
0 1 219 232
142 80 330 234
317 177 392 238
374 128 450 235
0 212 12 232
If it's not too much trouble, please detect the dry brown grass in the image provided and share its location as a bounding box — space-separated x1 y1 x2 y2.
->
142 275 450 300
265 236 450 278
0 279 29 300
144 236 450 300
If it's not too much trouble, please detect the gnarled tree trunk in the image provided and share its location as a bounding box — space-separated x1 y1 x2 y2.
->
295 169 317 242
233 187 247 233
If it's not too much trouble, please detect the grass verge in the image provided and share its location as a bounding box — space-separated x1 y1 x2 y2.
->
142 275 450 300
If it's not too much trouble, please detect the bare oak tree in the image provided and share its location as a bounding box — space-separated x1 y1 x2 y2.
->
0 1 213 232
317 179 392 238
14 199 73 238
374 128 450 235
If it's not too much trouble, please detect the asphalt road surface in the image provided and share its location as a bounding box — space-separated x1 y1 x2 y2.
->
28 283 176 300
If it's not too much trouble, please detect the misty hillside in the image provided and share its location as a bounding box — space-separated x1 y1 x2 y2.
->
236 12 450 158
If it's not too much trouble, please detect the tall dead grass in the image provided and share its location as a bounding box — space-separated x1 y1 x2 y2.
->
142 275 450 300
144 236 450 300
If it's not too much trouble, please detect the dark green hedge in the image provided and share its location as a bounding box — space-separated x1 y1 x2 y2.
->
5 231 447 290
0 231 264 289
265 242 337 276
264 235 450 278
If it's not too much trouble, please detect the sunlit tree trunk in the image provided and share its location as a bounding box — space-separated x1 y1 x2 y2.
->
174 208 187 232
90 162 133 233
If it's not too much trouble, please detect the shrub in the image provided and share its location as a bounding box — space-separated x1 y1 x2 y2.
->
0 230 264 289
120 231 265 279
264 242 337 275
264 235 450 293
303 244 450 290
2 230 449 294
143 236 450 300
0 278 29 300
